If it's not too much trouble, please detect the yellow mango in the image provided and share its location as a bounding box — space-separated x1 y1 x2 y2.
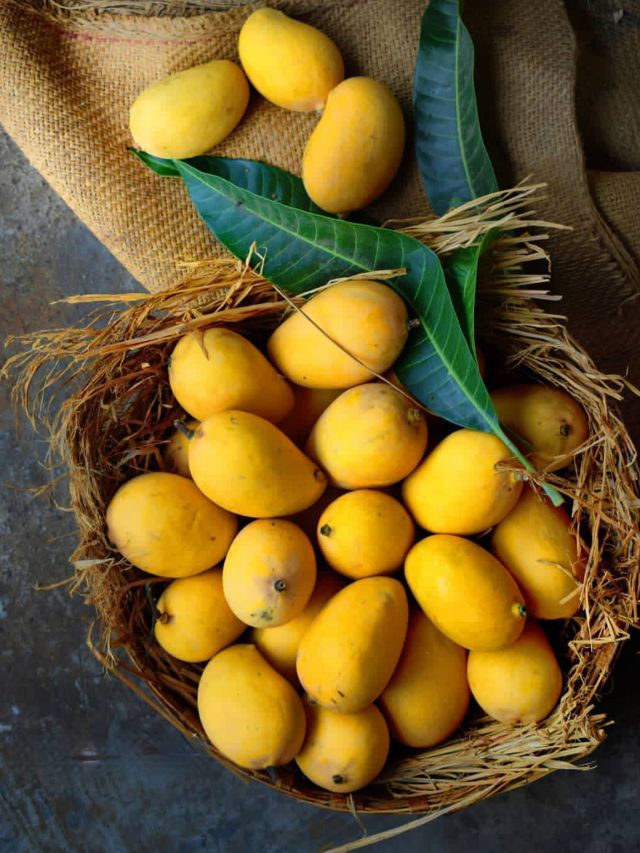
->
296 702 390 793
238 8 344 112
491 486 585 619
402 429 522 534
163 419 198 478
380 610 470 747
197 644 306 768
106 472 237 578
169 328 293 423
267 280 408 390
405 535 527 651
223 519 317 628
492 383 589 472
251 570 344 683
154 568 245 662
188 411 327 517
278 386 343 445
297 576 409 713
317 489 415 578
306 383 427 488
129 60 249 158
467 620 563 724
302 77 406 214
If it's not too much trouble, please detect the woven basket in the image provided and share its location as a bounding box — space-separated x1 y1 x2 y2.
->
6 188 640 840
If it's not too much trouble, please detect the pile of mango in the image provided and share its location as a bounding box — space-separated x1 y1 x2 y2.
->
106 279 589 793
129 9 405 215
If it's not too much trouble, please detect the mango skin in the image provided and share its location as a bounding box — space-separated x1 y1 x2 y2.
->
306 383 428 489
154 568 245 662
238 8 344 111
169 328 293 423
405 535 527 651
492 383 589 472
267 280 409 390
402 429 523 535
223 519 317 628
163 419 199 478
188 411 327 517
129 60 249 158
106 472 237 578
467 620 563 724
380 610 470 748
278 386 343 445
302 77 406 213
297 576 409 713
197 644 306 769
296 702 390 793
491 486 585 619
251 570 344 683
317 489 415 579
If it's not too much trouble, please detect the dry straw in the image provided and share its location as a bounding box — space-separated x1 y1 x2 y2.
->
4 184 640 847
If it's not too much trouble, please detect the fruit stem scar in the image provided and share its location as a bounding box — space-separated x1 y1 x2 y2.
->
175 420 195 441
513 603 527 618
407 408 423 424
156 611 171 624
314 468 327 482
320 523 333 537
560 423 571 436
274 578 287 592
332 774 345 784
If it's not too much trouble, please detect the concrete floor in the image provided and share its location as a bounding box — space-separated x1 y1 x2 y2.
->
2 126 640 853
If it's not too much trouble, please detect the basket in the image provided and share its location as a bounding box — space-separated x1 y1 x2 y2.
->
5 185 640 842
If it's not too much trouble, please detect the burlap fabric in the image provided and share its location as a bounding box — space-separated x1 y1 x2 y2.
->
1 0 639 434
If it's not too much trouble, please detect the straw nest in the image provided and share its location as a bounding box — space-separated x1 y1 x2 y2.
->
5 184 640 845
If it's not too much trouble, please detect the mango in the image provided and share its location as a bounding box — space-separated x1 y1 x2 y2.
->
302 77 406 214
267 280 408 390
251 570 344 683
317 489 415 579
197 644 306 768
238 8 344 111
188 411 327 517
296 702 390 793
223 519 317 628
163 419 198 478
491 486 585 619
467 620 563 724
380 610 470 747
402 429 522 534
129 60 249 158
278 386 343 445
297 576 409 713
169 328 293 423
154 568 245 662
405 535 527 651
492 383 589 472
306 383 427 488
106 472 237 578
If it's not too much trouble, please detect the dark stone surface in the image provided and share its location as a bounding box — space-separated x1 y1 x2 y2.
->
1 127 640 853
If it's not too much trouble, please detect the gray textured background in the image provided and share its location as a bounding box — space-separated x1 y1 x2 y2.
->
2 125 640 852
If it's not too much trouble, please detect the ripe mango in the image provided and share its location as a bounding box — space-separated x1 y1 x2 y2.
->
306 383 427 488
467 620 563 724
317 489 415 579
402 429 522 534
296 702 390 793
129 60 249 158
188 411 327 517
163 419 198 478
491 486 585 619
405 535 527 651
169 328 293 423
297 576 409 713
251 570 344 683
197 644 306 769
380 610 470 747
154 568 245 662
278 386 343 445
223 519 317 628
267 280 408 390
238 8 344 111
302 77 406 213
106 472 237 577
492 383 589 472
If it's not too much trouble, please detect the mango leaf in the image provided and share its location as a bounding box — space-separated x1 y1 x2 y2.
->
413 0 498 214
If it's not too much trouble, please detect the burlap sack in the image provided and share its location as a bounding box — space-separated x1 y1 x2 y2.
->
1 0 639 435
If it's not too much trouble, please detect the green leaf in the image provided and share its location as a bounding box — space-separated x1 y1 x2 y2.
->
413 0 499 214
